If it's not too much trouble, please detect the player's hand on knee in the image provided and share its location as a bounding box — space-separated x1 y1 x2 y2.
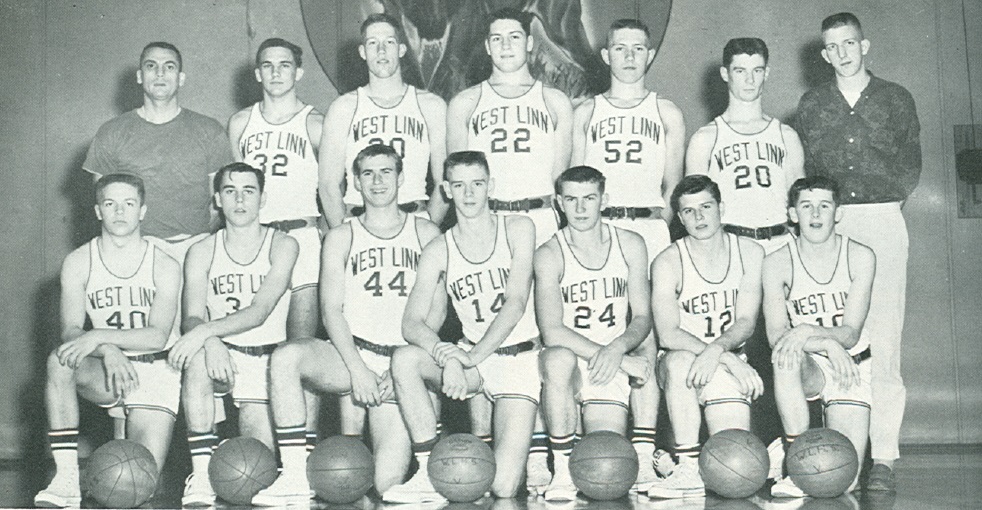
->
589 344 625 386
204 338 236 387
441 360 468 400
168 330 208 370
722 355 764 400
101 345 138 397
432 342 469 368
687 343 724 389
824 342 858 389
350 364 382 407
619 355 651 384
57 336 99 369
772 332 806 370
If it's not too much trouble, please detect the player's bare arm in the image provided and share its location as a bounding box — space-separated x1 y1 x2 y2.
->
534 238 606 358
782 125 806 185
419 92 450 224
544 87 574 182
446 85 481 153
684 123 717 177
227 107 252 162
761 246 794 348
660 99 686 219
465 215 536 366
402 235 450 357
318 92 358 228
569 98 596 166
307 109 325 155
415 218 447 330
650 246 714 354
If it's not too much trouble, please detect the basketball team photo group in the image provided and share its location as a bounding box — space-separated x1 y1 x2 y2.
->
13 2 969 509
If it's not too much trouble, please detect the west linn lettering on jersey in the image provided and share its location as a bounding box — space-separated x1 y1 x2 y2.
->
210 274 267 295
448 267 510 301
349 247 421 275
589 116 661 143
351 115 426 142
240 131 310 159
470 106 552 135
680 288 738 315
790 291 848 316
561 277 628 303
712 141 786 169
87 286 155 309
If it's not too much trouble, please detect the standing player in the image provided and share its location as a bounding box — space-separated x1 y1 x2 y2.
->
535 166 653 501
796 13 921 489
35 174 181 508
763 176 875 497
647 175 765 499
228 38 323 339
252 145 442 505
320 13 448 228
570 19 685 490
382 151 541 503
447 7 573 245
167 163 297 507
686 37 804 254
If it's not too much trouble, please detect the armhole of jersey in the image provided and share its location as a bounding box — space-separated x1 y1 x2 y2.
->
675 242 684 296
344 222 355 262
556 235 565 283
777 118 788 148
613 226 629 267
443 235 451 280
149 243 157 287
346 90 360 145
734 234 746 274
845 237 854 282
208 233 220 276
653 94 664 126
412 216 423 251
266 227 276 265
85 240 95 290
237 105 256 151
708 119 721 171
502 215 513 256
786 242 795 292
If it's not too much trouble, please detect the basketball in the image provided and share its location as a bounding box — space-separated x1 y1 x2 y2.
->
427 433 496 502
786 428 858 498
569 430 639 500
82 439 157 508
208 437 278 505
307 435 374 504
698 429 769 498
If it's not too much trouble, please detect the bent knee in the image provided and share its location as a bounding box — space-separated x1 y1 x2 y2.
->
539 347 576 382
390 345 428 376
661 350 696 378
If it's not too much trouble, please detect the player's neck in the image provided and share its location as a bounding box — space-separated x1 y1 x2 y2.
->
722 99 766 124
454 210 496 237
367 73 408 98
139 97 181 124
606 79 648 101
835 69 870 94
223 221 264 246
686 230 728 257
565 222 606 249
361 204 406 235
797 232 839 259
260 92 303 115
488 67 535 87
99 231 143 252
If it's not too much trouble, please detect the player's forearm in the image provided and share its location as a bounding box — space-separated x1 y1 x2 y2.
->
541 325 602 360
323 311 371 370
403 316 443 355
471 302 527 362
615 314 652 353
319 183 345 228
427 192 449 227
659 328 711 354
801 325 860 352
84 327 167 352
193 303 277 341
711 318 755 352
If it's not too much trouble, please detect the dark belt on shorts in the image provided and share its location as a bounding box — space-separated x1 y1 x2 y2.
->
126 350 169 364
489 195 553 212
723 223 788 240
462 337 539 356
349 200 427 217
354 336 397 357
851 347 872 364
601 206 663 220
224 342 279 356
263 216 318 233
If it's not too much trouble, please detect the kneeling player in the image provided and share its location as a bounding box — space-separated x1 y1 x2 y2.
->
535 166 653 501
35 174 181 508
647 175 765 499
252 144 442 505
383 151 541 503
763 176 874 497
168 163 297 506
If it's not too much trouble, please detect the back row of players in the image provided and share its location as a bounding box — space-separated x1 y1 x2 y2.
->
36 8 888 508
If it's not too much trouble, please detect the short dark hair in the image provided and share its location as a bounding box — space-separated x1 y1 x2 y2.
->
256 38 302 67
788 176 841 207
140 42 182 71
353 144 403 177
607 19 651 48
723 37 768 67
213 162 265 194
487 8 531 37
822 12 863 37
361 13 403 38
444 151 490 179
671 175 721 213
96 173 146 205
557 166 606 194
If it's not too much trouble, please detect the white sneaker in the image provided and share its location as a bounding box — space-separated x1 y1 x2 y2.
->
251 473 312 506
34 468 81 508
770 476 805 498
653 449 676 478
382 469 447 504
181 473 216 507
646 456 704 499
768 438 785 480
543 473 578 502
526 454 551 497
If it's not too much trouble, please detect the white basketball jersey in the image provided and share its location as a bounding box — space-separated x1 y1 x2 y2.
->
676 234 743 343
556 225 630 346
345 215 424 346
707 117 790 227
85 239 159 356
207 228 289 346
467 81 556 200
445 215 539 346
344 86 431 205
583 93 666 208
785 236 870 356
238 104 320 222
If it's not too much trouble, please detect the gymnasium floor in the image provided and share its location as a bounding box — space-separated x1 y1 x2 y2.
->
4 446 979 509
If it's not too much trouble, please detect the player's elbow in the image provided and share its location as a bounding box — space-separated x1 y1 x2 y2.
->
841 327 861 349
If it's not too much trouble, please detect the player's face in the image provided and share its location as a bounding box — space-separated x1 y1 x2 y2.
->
789 188 842 244
485 19 532 73
215 171 265 227
603 28 653 85
677 190 724 240
722 53 768 103
137 47 184 101
360 22 406 80
353 154 403 208
443 164 492 219
95 183 146 237
256 46 303 97
558 181 607 232
821 25 869 78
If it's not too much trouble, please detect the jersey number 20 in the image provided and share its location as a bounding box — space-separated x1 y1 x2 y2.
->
734 165 771 189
